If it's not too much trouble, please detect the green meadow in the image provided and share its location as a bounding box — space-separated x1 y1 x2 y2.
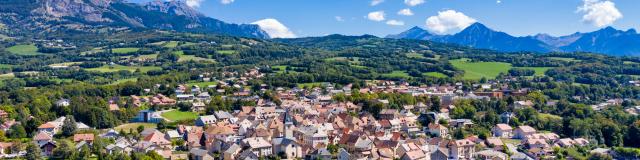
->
7 44 41 55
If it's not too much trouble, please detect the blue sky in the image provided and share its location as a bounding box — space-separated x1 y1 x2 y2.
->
133 0 640 38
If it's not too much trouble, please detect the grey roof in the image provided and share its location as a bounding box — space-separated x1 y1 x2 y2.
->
215 111 233 119
224 144 241 154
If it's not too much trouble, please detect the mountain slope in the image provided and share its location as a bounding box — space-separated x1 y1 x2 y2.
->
0 0 269 39
385 26 440 40
389 23 640 56
436 23 555 52
560 27 640 56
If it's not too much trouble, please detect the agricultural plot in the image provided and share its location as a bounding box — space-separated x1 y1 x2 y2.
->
450 58 512 80
6 44 41 55
112 48 140 54
382 71 411 78
548 57 581 62
423 72 448 78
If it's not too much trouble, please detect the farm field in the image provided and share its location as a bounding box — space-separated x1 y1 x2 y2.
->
423 72 448 78
86 64 161 73
382 71 411 78
450 58 512 80
6 44 41 55
297 82 326 88
112 47 140 54
548 57 581 62
516 67 554 76
161 110 199 122
174 51 216 62
110 78 138 85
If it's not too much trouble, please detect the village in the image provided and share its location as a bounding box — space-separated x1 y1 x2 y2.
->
0 68 622 160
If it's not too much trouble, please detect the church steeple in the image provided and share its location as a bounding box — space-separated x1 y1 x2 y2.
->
284 108 294 139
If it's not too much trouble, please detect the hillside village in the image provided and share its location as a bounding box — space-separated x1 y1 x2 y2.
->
0 68 627 160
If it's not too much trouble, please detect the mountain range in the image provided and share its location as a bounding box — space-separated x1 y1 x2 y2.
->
0 0 269 39
387 23 640 56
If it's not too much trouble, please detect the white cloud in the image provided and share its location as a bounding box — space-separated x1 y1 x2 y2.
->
371 0 384 6
386 20 405 26
404 0 425 7
335 16 345 22
577 0 622 27
367 11 386 22
179 0 203 7
251 19 296 38
398 8 414 16
496 0 501 4
221 0 234 5
425 10 477 35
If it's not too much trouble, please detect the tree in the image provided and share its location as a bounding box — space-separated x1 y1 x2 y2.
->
62 115 77 137
7 124 27 138
51 140 75 160
25 142 42 160
157 120 167 130
75 145 91 160
137 125 145 134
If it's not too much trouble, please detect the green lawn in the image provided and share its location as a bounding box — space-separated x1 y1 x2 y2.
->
382 71 411 78
115 123 157 133
624 61 640 65
548 57 581 62
161 110 199 121
450 58 512 80
423 72 448 78
186 81 218 88
515 67 554 76
86 64 161 73
112 48 140 54
6 44 41 55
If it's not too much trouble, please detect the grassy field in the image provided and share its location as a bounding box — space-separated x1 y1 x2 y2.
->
217 50 237 55
86 64 161 73
515 67 554 76
382 71 411 78
110 78 138 85
548 57 581 62
450 58 512 80
161 110 199 121
6 44 41 55
0 64 12 69
297 82 325 88
112 48 140 54
163 41 179 48
48 62 82 67
423 72 448 78
624 61 640 65
187 81 218 88
0 73 15 78
174 51 215 62
272 65 292 73
115 123 157 133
